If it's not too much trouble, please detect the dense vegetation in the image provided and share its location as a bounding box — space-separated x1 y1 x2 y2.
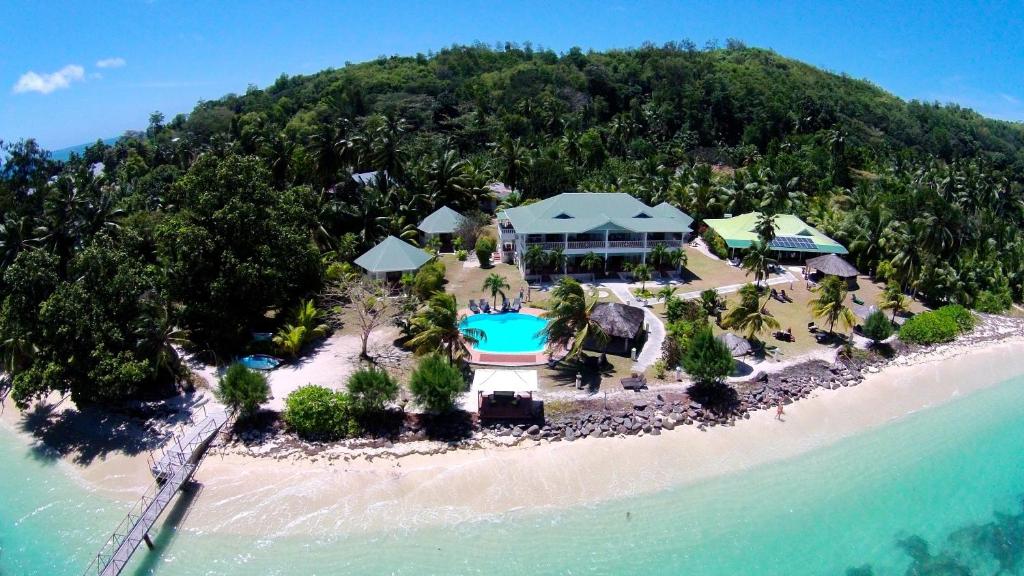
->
899 305 976 344
2 41 1022 407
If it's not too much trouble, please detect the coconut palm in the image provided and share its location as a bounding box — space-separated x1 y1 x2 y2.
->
754 212 778 244
808 276 856 336
539 277 608 359
879 281 909 321
722 283 780 341
657 285 678 303
580 251 604 277
647 243 671 275
668 248 688 272
407 292 484 362
547 248 567 276
482 273 510 307
523 244 546 276
630 262 653 293
741 240 777 289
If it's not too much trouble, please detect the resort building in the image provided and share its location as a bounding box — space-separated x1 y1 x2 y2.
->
354 235 431 281
417 205 464 250
497 192 694 279
703 212 847 258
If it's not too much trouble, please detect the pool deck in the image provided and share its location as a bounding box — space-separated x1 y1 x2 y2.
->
461 306 555 367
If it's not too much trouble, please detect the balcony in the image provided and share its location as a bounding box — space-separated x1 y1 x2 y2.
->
566 240 606 249
607 240 644 248
646 239 685 248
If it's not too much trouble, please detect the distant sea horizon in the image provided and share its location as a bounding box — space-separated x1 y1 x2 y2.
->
49 137 119 162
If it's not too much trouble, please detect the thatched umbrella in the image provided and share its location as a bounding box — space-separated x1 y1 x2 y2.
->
805 254 859 278
717 332 752 357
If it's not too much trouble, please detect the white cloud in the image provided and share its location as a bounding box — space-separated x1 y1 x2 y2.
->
999 93 1020 105
12 65 85 95
96 57 126 69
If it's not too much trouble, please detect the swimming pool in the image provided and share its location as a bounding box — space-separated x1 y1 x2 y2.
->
460 312 549 353
238 354 282 371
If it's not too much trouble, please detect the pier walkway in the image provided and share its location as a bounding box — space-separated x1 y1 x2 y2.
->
82 403 227 576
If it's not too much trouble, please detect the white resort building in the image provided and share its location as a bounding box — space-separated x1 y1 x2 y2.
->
497 192 694 279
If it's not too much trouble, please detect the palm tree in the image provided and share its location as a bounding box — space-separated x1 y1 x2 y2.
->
741 240 777 289
580 251 604 277
482 273 510 307
808 276 856 336
523 244 546 276
668 248 688 272
879 281 909 321
754 212 778 245
547 248 567 276
630 262 653 293
407 292 483 362
657 285 678 303
722 283 780 341
648 243 671 276
540 278 608 359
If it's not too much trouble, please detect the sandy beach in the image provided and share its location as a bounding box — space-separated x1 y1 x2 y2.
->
6 332 1022 540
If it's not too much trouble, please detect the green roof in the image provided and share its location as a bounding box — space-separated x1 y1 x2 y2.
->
704 212 847 254
417 205 464 234
502 193 693 234
354 236 431 273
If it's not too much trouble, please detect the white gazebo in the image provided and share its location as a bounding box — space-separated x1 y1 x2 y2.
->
464 369 539 419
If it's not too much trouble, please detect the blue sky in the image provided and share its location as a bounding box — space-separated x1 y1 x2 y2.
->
2 0 1022 150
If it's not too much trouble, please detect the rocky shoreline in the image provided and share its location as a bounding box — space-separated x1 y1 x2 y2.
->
212 314 1024 462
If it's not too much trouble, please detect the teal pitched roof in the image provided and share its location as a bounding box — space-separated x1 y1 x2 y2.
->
418 205 464 234
704 212 847 254
502 193 693 234
354 236 431 273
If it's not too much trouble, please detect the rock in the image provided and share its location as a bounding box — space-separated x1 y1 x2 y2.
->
511 426 524 437
526 425 540 436
662 419 676 431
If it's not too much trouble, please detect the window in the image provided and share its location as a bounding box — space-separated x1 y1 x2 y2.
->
554 212 574 219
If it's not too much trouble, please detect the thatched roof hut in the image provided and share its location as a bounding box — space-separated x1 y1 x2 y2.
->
717 332 752 357
806 254 859 278
590 302 645 340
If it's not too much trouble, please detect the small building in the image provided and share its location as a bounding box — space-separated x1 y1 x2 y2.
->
469 369 540 420
417 205 464 251
805 253 860 288
354 235 431 281
481 181 514 212
703 212 847 258
589 302 647 355
351 170 386 187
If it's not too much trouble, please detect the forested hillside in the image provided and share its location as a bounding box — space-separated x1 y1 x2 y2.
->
2 42 1023 406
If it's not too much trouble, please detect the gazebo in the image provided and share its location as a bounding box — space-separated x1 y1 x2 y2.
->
589 302 646 355
354 235 431 282
417 205 464 250
469 369 540 420
805 254 860 288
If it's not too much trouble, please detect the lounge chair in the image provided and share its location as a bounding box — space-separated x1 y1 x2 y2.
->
481 300 491 313
501 297 510 312
807 321 818 333
511 296 521 311
469 299 480 314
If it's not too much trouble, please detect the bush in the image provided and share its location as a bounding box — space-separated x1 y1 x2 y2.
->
474 236 497 268
456 249 468 261
862 310 894 343
346 366 399 414
413 259 446 299
898 305 973 345
653 359 667 379
283 384 359 440
216 363 270 419
408 353 465 413
682 326 734 385
974 289 1012 314
701 229 729 259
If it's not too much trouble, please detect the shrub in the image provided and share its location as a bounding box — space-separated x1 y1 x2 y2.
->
413 259 446 299
862 310 894 343
346 366 399 414
283 384 359 440
456 249 468 261
682 326 734 385
474 235 497 268
701 229 729 259
898 305 973 345
653 359 667 379
974 289 1012 314
216 363 270 419
408 353 465 413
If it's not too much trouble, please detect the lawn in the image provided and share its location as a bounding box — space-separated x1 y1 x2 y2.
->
439 254 546 309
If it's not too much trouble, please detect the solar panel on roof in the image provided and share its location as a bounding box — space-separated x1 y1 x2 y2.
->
770 236 818 250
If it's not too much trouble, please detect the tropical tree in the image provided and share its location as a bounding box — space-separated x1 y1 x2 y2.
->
547 248 567 275
523 244 547 276
721 283 780 341
657 285 678 303
879 281 909 321
808 276 856 336
346 365 400 416
580 251 604 276
216 363 270 420
741 240 777 289
754 211 778 244
540 277 608 359
482 273 510 307
408 353 465 413
699 288 722 317
630 262 653 293
862 310 894 345
407 292 483 362
668 248 688 272
682 326 735 386
273 299 330 358
647 243 672 275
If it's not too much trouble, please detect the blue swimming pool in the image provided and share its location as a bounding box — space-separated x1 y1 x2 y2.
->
460 312 549 353
238 354 282 371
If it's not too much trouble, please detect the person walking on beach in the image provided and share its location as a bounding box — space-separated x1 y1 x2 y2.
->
776 400 785 421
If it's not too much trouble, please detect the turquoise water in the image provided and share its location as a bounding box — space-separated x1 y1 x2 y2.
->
238 354 281 371
3 372 1024 575
460 312 549 353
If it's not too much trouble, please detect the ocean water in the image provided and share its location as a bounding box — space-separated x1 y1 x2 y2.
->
3 372 1024 575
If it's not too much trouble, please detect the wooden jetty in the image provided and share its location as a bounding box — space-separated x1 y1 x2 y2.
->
82 403 227 576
